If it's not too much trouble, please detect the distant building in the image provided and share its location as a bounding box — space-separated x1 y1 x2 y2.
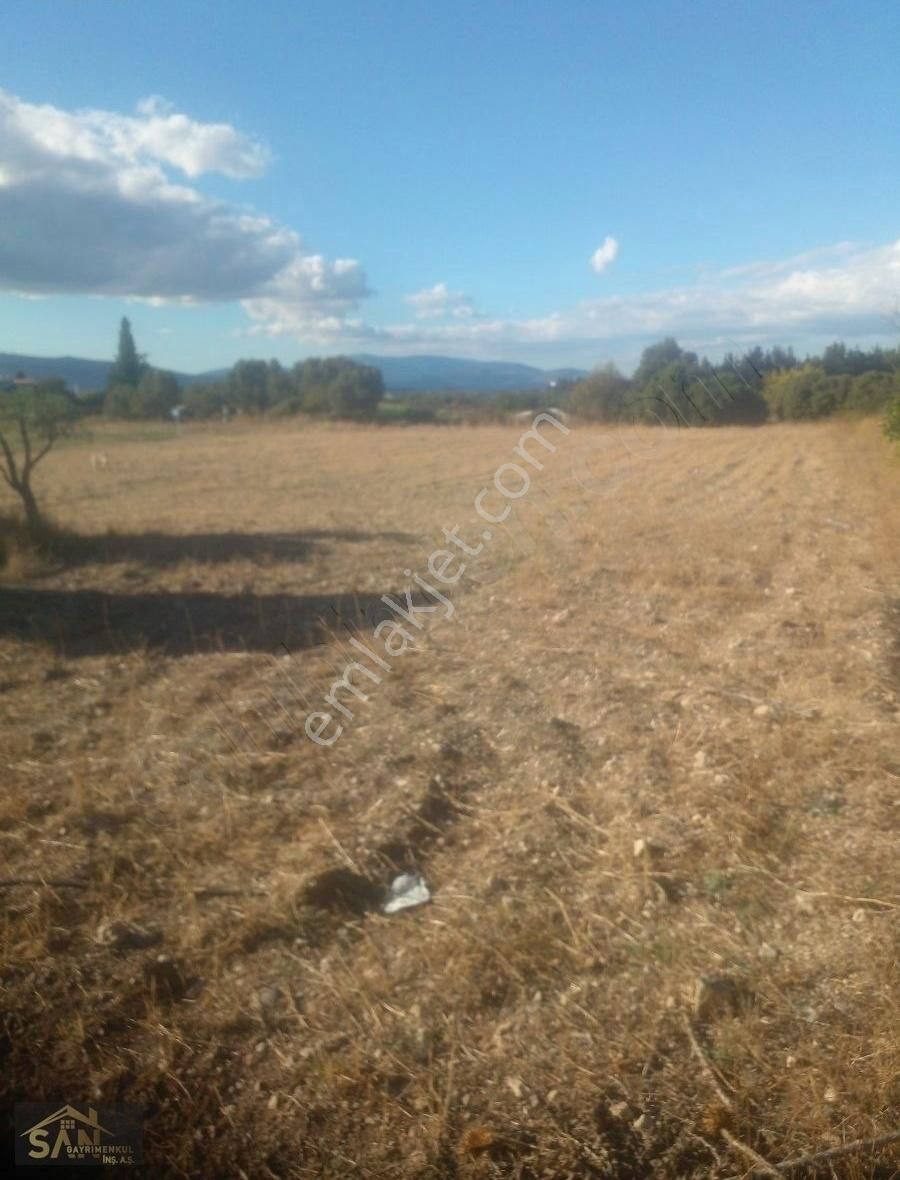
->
1 371 39 392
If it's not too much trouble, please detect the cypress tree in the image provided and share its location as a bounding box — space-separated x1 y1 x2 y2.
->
108 317 146 389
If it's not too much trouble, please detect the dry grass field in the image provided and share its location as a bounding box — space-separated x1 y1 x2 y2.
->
0 416 898 1178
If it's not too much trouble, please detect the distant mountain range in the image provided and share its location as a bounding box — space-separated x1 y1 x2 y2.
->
0 351 587 395
351 354 587 392
0 352 207 393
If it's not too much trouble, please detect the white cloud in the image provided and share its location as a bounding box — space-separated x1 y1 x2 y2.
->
2 88 897 365
404 281 475 320
8 90 269 180
0 88 368 316
247 237 900 361
590 235 620 274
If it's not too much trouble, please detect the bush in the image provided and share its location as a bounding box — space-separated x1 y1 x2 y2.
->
569 364 631 421
846 370 897 413
268 398 303 417
376 402 437 424
135 369 180 419
183 382 229 419
762 366 849 420
105 383 138 418
884 392 900 443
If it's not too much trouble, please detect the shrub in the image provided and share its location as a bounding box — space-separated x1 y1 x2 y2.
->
183 382 229 419
846 370 897 413
134 369 180 419
884 391 900 443
569 364 631 421
268 398 303 417
105 383 139 418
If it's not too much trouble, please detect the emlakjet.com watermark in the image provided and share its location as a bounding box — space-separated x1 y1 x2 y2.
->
304 411 570 746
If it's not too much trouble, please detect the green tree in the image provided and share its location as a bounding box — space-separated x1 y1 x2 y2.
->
107 317 147 390
846 370 897 412
568 363 631 420
227 359 270 413
135 369 181 418
326 363 384 419
265 360 293 408
105 383 139 419
633 338 696 388
183 381 229 419
0 383 78 532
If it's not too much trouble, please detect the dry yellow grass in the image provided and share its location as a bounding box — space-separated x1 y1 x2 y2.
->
0 416 898 1177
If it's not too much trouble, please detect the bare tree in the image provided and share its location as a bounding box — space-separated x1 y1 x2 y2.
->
0 382 78 533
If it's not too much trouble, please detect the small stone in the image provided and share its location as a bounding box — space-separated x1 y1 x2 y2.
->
693 751 707 769
257 986 280 1012
852 908 866 924
551 608 570 624
754 704 772 718
785 587 797 597
609 1101 631 1120
631 1112 654 1139
786 1055 797 1068
824 1085 838 1104
632 836 663 861
795 892 816 915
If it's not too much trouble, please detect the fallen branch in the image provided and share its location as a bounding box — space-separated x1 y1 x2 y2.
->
193 886 267 900
733 863 899 911
682 1013 733 1109
775 1127 900 1173
720 1128 779 1177
0 877 89 889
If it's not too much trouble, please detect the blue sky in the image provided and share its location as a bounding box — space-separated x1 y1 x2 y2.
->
1 0 899 375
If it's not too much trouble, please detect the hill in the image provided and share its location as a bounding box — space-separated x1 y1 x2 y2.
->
351 353 587 392
0 352 221 394
1 351 586 396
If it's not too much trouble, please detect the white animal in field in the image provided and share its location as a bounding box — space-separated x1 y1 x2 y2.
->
90 452 109 471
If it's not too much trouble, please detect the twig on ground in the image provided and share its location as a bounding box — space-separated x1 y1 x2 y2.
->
775 1128 900 1172
0 877 88 889
193 886 267 900
720 1128 779 1177
682 1013 734 1109
317 817 360 872
733 863 899 910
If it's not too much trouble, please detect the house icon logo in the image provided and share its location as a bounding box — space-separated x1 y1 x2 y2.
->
15 1103 142 1166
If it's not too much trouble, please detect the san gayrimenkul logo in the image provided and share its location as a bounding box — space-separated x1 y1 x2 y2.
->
15 1104 142 1166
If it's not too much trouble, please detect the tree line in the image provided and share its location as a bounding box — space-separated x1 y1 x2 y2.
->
102 318 384 422
62 318 900 429
565 337 900 426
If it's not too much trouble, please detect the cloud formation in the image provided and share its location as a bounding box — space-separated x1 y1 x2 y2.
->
249 238 900 360
0 88 368 316
590 236 620 274
2 90 897 362
404 282 475 320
